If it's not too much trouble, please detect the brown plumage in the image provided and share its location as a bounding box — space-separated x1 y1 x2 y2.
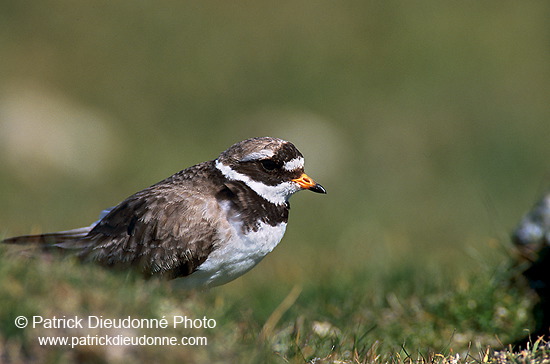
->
3 137 326 287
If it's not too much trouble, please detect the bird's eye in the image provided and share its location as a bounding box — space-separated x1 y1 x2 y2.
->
260 159 279 171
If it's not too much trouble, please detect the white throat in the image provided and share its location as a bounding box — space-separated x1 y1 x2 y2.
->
215 159 300 205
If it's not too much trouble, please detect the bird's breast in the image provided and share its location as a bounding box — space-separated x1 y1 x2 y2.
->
180 220 287 288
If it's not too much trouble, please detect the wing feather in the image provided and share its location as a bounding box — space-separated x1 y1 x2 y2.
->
78 183 223 279
3 162 228 280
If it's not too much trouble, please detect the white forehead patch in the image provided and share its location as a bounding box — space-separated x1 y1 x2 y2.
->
283 157 304 172
241 150 275 162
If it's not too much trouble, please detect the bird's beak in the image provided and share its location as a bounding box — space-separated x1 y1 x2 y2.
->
292 173 327 194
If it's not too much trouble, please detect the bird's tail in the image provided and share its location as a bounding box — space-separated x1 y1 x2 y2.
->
2 227 92 249
2 207 113 250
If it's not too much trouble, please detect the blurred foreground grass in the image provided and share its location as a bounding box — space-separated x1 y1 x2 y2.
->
1 0 550 363
0 241 535 363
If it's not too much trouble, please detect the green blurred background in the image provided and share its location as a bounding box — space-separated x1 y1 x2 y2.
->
1 1 549 291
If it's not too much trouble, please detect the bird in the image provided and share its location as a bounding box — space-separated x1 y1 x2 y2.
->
2 137 326 288
512 193 550 261
511 192 550 347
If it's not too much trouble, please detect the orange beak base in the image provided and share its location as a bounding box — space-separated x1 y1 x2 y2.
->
292 173 327 194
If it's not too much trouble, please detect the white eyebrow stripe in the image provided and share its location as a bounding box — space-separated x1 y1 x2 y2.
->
283 157 304 171
241 150 275 162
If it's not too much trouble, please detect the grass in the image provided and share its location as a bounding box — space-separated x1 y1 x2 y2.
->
1 1 549 362
0 240 538 363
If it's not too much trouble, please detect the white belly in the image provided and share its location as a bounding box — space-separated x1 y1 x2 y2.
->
177 221 287 289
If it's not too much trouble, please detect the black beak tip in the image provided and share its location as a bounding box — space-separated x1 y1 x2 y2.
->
310 183 327 194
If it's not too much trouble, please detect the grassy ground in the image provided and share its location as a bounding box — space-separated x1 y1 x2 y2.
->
1 1 549 363
0 240 537 363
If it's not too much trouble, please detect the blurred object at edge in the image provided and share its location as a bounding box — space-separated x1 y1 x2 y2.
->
511 191 550 347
